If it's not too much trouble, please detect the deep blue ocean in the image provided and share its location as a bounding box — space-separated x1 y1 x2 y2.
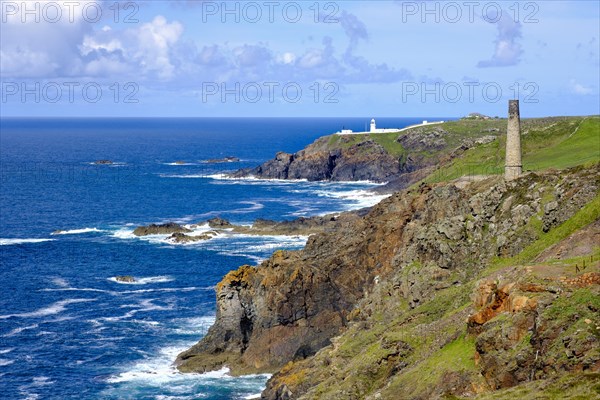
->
0 117 443 399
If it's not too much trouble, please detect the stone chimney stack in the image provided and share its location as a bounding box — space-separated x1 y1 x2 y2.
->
505 100 522 180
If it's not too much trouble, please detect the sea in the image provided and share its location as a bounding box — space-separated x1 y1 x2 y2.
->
0 117 444 399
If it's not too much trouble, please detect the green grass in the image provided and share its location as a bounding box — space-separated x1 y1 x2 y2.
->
370 131 407 158
490 193 600 269
426 116 599 183
326 133 368 149
465 373 600 400
383 335 477 398
525 117 600 170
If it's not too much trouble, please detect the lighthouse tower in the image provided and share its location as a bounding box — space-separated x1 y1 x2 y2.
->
370 118 376 133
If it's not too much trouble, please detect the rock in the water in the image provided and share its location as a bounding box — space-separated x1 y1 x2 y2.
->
133 222 191 236
115 275 135 283
168 232 217 244
204 157 240 163
93 160 113 165
206 218 233 228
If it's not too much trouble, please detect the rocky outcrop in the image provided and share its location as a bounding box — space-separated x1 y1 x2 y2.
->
176 165 599 388
115 275 135 283
133 222 191 236
232 140 405 183
167 231 218 244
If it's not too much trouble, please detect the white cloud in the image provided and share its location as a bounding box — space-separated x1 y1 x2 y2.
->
478 11 523 68
0 2 183 82
131 16 183 80
570 79 593 95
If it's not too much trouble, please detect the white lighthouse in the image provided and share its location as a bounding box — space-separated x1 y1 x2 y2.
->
370 118 376 133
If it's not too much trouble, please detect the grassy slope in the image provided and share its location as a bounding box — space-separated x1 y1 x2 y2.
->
427 116 600 182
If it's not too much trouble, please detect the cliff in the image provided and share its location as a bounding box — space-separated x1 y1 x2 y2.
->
232 117 599 190
176 163 600 398
231 119 506 183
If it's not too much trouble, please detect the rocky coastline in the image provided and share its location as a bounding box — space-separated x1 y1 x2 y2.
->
175 164 600 399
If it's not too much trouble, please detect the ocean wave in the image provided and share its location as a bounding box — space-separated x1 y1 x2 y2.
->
3 324 39 337
108 276 174 285
163 162 197 166
207 174 307 185
169 316 216 335
0 238 54 246
0 299 95 320
88 162 126 166
158 173 208 179
314 189 391 209
51 228 103 235
111 228 137 240
32 376 55 387
97 299 175 322
119 287 201 294
0 359 15 367
41 287 114 294
211 234 309 264
51 277 69 287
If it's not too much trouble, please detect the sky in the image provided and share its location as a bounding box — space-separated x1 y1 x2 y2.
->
0 0 598 117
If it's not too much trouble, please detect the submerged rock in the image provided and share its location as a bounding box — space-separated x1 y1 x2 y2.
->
93 160 113 165
115 275 135 283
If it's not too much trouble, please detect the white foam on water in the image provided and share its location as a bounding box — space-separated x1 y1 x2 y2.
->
2 324 39 337
0 299 95 320
51 227 103 235
244 394 262 399
0 238 54 246
119 287 199 294
112 228 137 240
207 174 307 185
158 174 208 179
0 348 14 355
32 376 54 386
163 162 197 166
51 277 69 287
108 276 174 285
97 299 174 322
41 287 114 294
0 358 15 367
314 189 391 210
230 201 264 214
210 234 308 264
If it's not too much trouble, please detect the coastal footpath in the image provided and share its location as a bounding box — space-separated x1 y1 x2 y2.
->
178 116 600 399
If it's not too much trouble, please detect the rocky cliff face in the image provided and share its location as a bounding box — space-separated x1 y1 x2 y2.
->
232 139 407 182
176 165 599 399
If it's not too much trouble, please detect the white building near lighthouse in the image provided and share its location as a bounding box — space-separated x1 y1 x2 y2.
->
335 118 445 135
335 118 400 135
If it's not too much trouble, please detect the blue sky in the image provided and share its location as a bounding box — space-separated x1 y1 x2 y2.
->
0 0 598 117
